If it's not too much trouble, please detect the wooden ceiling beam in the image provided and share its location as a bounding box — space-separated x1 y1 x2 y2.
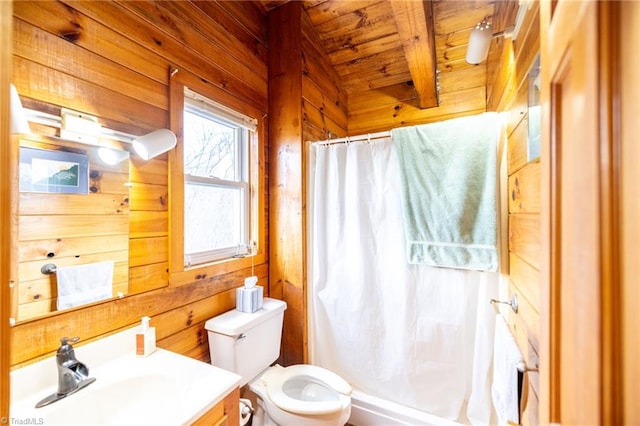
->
389 0 439 109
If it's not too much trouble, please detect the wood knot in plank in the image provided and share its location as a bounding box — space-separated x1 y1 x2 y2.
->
354 9 369 28
60 31 81 43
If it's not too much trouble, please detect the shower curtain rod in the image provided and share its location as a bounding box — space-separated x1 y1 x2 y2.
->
311 130 391 146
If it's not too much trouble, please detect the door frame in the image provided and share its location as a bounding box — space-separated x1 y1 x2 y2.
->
539 1 622 423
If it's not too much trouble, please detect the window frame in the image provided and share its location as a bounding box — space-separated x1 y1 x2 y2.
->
168 71 265 286
182 90 253 266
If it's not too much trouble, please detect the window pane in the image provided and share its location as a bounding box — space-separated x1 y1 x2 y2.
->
184 109 238 181
184 183 243 255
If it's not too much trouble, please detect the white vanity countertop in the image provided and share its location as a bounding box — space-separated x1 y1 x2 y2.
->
10 327 241 425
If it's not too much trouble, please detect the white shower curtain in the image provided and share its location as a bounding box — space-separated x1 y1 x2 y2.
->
308 137 498 425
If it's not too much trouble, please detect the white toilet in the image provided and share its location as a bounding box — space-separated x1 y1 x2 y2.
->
205 298 352 426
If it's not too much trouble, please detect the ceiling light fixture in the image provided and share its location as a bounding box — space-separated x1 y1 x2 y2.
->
132 129 177 160
465 21 516 65
466 0 531 66
465 21 493 65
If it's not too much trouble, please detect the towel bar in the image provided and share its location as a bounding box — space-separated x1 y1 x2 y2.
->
41 263 57 275
490 294 518 313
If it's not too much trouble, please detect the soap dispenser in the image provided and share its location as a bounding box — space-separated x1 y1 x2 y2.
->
136 316 156 356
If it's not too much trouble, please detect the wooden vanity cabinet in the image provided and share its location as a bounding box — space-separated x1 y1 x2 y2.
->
191 387 240 426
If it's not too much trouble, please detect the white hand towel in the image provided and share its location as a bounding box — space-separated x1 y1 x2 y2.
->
492 314 524 425
56 261 114 310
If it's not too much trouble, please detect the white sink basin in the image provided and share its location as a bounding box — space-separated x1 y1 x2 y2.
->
10 328 241 425
34 374 178 426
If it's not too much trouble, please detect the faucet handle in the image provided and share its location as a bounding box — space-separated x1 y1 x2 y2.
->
56 337 80 356
57 337 81 360
60 336 80 346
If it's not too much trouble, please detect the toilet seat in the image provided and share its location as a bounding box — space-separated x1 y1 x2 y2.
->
262 365 352 415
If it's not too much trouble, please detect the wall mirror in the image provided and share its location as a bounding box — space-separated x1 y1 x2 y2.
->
14 134 132 323
527 54 541 162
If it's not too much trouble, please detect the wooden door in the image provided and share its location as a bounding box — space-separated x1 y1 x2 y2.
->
549 3 601 420
620 3 640 423
1 0 14 419
540 1 622 424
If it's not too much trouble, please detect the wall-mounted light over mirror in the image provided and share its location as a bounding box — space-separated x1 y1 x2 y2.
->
132 129 177 160
26 106 176 162
60 108 102 144
10 84 30 134
59 108 131 166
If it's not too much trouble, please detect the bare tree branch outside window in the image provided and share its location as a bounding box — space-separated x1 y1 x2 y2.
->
183 108 248 262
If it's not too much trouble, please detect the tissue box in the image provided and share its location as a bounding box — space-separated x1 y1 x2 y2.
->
236 286 263 313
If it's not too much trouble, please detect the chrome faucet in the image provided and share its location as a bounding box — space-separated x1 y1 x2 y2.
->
35 337 96 408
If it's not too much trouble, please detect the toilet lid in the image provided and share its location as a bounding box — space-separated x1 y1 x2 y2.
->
264 365 352 415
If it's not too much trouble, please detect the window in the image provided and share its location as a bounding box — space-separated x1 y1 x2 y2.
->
182 87 257 266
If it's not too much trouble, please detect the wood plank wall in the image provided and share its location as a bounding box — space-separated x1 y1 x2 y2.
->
301 9 348 143
487 3 541 425
10 0 270 368
268 1 348 366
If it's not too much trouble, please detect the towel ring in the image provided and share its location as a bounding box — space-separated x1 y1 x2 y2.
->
490 294 518 313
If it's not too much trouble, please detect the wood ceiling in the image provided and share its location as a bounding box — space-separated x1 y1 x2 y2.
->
262 0 511 116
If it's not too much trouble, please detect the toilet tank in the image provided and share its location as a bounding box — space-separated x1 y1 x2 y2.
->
205 297 287 386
